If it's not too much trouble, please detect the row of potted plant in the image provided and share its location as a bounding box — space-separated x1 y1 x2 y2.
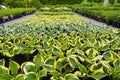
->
0 8 36 23
72 7 120 28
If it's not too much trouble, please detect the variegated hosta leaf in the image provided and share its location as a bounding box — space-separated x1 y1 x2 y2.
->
21 62 36 74
75 39 82 49
103 50 119 61
33 54 44 69
9 46 20 56
15 74 25 80
100 61 111 74
74 71 86 77
64 64 74 73
43 58 55 71
61 43 68 51
78 62 88 74
90 63 102 72
89 68 107 80
111 43 120 50
86 48 99 59
50 70 63 77
0 59 5 66
38 69 47 77
64 73 79 80
52 46 64 58
35 46 47 58
66 48 76 56
84 39 94 48
0 66 9 76
77 50 88 62
0 74 12 80
51 76 64 80
55 60 63 71
43 41 50 49
9 60 20 75
100 45 110 51
113 59 120 71
25 72 38 80
68 57 79 68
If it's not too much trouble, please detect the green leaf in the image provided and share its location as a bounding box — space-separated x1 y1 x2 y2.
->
39 69 47 77
0 59 5 66
9 60 20 75
77 50 88 62
44 58 55 66
21 62 36 74
90 63 102 71
86 48 98 59
61 44 68 51
90 69 107 80
101 61 111 74
55 60 63 71
2 45 10 51
35 46 47 57
65 74 79 80
52 46 64 58
0 74 12 80
100 45 109 51
113 59 120 70
69 57 79 68
33 54 44 69
25 72 37 80
78 63 88 73
15 74 25 80
43 65 54 71
10 46 20 55
64 64 74 73
0 66 9 76
50 70 62 77
66 48 76 56
76 40 82 49
74 71 85 77
103 51 112 60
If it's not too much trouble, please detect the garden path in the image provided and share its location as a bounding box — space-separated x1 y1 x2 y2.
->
75 13 112 27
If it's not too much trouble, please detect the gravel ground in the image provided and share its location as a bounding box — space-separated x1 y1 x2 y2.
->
1 13 35 26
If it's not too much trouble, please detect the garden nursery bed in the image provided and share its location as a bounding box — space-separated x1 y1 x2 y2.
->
0 8 36 24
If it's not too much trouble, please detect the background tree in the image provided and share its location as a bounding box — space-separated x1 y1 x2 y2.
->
0 0 4 4
84 0 88 2
114 0 118 4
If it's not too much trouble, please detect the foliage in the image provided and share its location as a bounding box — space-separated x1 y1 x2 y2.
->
0 8 36 19
72 7 120 25
1 0 42 8
23 12 84 24
39 0 83 5
0 20 120 79
39 7 71 11
88 0 104 3
113 3 120 7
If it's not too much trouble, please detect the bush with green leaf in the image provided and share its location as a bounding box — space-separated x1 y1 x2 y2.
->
0 21 120 79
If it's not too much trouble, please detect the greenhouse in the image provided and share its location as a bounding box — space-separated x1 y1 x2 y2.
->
0 0 120 80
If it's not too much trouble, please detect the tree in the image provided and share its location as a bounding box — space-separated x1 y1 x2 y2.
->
84 0 87 2
0 0 4 4
103 0 109 6
114 0 118 4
